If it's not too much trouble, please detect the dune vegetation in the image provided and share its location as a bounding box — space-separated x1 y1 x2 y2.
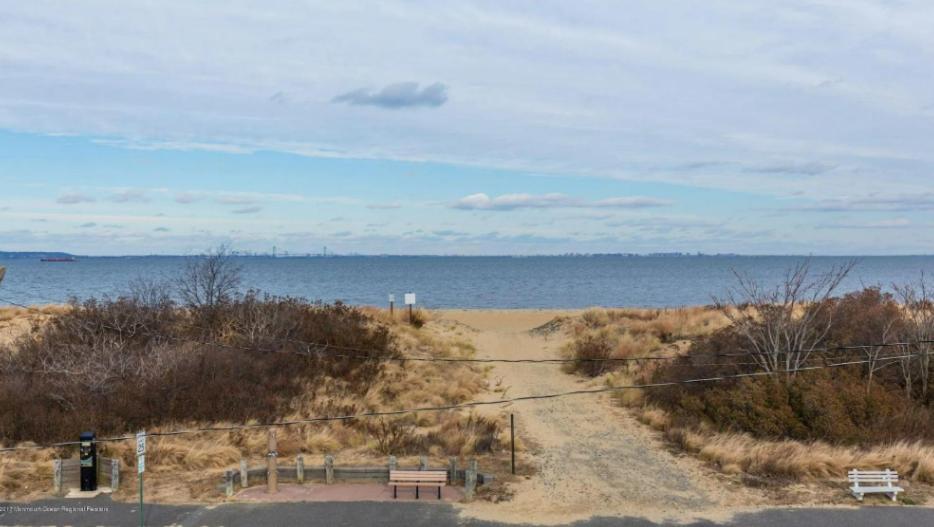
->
0 250 500 500
564 262 934 486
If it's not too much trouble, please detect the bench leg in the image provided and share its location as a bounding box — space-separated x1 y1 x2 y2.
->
416 485 419 499
438 486 442 500
393 485 397 499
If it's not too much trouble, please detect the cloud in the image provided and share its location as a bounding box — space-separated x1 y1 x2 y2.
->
816 218 912 229
367 202 403 209
153 226 171 232
451 193 670 211
174 192 202 204
56 193 96 204
217 195 258 205
108 189 149 203
790 193 934 212
748 162 836 176
332 82 448 109
79 222 97 228
593 197 673 208
232 206 262 214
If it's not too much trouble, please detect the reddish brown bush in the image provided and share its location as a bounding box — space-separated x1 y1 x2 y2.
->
0 293 398 444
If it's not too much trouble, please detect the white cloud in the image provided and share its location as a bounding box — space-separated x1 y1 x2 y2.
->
452 193 670 211
56 193 96 205
0 1 932 200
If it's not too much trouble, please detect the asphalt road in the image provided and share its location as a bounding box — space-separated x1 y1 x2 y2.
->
1 498 933 527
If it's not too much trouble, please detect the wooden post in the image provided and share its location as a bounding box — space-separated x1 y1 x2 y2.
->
324 454 334 485
266 429 278 494
448 457 457 484
510 413 516 475
53 459 62 496
296 455 304 484
419 455 428 471
224 470 234 497
239 458 249 488
408 304 413 323
464 459 478 500
111 458 121 491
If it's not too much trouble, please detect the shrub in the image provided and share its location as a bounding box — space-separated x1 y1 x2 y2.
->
0 292 398 444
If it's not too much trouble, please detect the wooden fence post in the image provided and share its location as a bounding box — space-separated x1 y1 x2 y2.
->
296 455 304 484
225 470 234 497
464 459 478 500
419 455 428 471
111 458 120 492
324 454 334 485
53 459 62 496
266 429 278 494
448 457 457 484
239 459 249 488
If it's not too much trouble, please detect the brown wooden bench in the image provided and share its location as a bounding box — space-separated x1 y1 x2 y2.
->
388 470 447 499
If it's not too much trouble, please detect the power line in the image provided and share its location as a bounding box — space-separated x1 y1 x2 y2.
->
0 352 918 453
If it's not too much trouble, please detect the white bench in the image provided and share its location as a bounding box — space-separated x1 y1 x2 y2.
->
848 469 903 502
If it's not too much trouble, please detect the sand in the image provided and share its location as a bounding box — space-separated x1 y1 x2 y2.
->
435 310 764 525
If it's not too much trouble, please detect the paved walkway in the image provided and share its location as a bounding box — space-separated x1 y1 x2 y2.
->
1 498 932 527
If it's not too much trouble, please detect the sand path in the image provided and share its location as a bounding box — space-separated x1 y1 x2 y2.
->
438 310 758 524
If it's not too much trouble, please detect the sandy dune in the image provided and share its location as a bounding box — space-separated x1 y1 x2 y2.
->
437 310 761 524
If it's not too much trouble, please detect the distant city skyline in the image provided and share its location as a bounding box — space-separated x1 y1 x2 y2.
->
1 2 933 255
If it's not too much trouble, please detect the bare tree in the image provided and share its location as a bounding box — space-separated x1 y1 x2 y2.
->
715 258 855 376
177 244 242 319
894 274 934 402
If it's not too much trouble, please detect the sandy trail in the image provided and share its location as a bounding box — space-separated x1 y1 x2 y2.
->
438 310 760 525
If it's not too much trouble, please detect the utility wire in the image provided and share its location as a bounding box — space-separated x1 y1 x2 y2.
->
0 352 919 453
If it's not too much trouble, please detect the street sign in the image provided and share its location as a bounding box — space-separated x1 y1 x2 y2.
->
136 431 146 474
388 294 395 303
404 293 416 305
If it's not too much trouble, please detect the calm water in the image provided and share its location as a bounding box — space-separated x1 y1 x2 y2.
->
0 255 932 309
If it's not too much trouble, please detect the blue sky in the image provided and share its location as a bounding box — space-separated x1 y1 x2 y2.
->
1 1 933 255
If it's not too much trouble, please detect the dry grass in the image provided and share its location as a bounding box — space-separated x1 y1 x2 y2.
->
634 405 934 484
574 307 728 342
0 307 497 501
562 307 725 377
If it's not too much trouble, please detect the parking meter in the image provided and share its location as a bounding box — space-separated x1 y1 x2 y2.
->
79 431 97 491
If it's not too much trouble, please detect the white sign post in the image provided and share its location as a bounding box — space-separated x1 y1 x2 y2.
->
136 431 146 527
388 294 395 316
404 293 416 323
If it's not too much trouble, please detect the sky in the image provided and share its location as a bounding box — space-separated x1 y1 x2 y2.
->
1 1 933 256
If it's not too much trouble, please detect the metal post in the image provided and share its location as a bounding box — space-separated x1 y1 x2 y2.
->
510 413 516 475
138 471 144 527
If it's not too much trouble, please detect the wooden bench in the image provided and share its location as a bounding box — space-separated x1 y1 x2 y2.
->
388 470 447 499
848 469 903 502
